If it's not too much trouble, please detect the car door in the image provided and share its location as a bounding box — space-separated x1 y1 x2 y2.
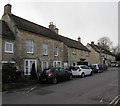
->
58 68 66 80
85 65 91 75
81 65 88 75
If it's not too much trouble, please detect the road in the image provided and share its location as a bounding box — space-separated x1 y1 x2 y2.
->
2 67 119 105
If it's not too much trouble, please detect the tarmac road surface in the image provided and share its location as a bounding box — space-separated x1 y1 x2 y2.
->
2 67 119 105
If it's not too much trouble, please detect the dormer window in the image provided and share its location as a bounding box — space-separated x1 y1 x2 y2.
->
5 42 13 53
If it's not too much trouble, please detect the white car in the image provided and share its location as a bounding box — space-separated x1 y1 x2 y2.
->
71 65 93 77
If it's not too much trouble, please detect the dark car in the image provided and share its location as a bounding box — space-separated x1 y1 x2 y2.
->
39 67 73 84
90 64 103 73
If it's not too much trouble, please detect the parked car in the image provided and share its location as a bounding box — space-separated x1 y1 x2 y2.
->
90 64 103 73
39 67 73 84
71 65 93 78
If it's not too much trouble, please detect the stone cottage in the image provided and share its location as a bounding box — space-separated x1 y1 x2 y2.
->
86 41 116 66
1 4 90 77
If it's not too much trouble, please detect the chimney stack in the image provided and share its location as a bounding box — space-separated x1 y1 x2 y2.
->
54 26 59 34
49 22 55 31
91 41 94 45
4 4 12 15
78 37 81 42
49 22 59 34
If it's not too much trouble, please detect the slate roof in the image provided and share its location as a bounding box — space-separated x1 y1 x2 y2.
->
59 35 90 52
89 44 100 53
0 20 15 40
9 14 61 42
8 14 90 52
89 43 115 56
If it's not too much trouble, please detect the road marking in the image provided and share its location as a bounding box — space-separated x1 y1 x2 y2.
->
109 95 120 106
100 99 103 103
114 97 120 105
26 86 37 93
109 95 119 104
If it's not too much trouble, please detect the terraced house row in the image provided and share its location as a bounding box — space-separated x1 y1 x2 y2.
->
1 4 91 76
0 4 115 77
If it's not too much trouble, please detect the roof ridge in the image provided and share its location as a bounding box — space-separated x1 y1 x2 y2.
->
9 14 52 31
7 14 89 52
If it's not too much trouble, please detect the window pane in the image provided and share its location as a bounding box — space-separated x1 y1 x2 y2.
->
5 42 13 52
54 46 58 56
42 44 48 55
42 61 48 70
26 40 34 53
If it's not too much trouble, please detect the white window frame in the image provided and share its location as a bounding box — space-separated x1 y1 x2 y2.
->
42 61 49 71
54 46 58 57
53 61 61 67
5 42 13 53
26 40 34 53
2 61 15 63
42 44 48 56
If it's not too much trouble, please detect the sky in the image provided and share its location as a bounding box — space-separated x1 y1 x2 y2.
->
0 0 119 47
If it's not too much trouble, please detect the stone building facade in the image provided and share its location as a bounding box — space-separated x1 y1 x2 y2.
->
1 4 90 76
86 41 116 65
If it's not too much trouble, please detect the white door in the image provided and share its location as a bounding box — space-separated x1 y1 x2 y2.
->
24 59 37 75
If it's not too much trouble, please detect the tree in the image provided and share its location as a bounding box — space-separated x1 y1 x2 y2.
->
111 45 120 54
112 45 120 61
98 36 112 50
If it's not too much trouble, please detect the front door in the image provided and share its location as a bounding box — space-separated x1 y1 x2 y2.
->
24 59 37 75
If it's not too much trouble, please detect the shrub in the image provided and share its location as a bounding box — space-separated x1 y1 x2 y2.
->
2 63 21 83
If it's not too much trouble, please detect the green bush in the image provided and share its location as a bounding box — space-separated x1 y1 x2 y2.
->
2 63 21 83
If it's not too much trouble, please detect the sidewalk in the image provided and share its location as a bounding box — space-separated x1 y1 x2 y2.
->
2 79 39 93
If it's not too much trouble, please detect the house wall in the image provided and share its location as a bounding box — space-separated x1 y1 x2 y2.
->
2 39 15 62
68 47 90 66
2 14 63 74
62 43 68 67
102 53 116 66
11 29 63 73
86 44 101 64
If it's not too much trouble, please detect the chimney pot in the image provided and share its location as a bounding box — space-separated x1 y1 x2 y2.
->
91 41 94 44
98 42 100 46
49 22 54 31
78 37 81 42
4 4 12 14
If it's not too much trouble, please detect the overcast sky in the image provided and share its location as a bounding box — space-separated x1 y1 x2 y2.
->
0 0 119 47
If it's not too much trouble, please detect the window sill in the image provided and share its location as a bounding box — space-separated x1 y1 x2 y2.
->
54 55 58 57
43 54 48 56
27 52 34 54
5 51 14 53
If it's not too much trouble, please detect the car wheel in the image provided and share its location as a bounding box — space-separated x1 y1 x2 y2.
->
81 73 85 78
52 77 57 84
69 75 73 80
98 70 100 73
90 71 92 76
